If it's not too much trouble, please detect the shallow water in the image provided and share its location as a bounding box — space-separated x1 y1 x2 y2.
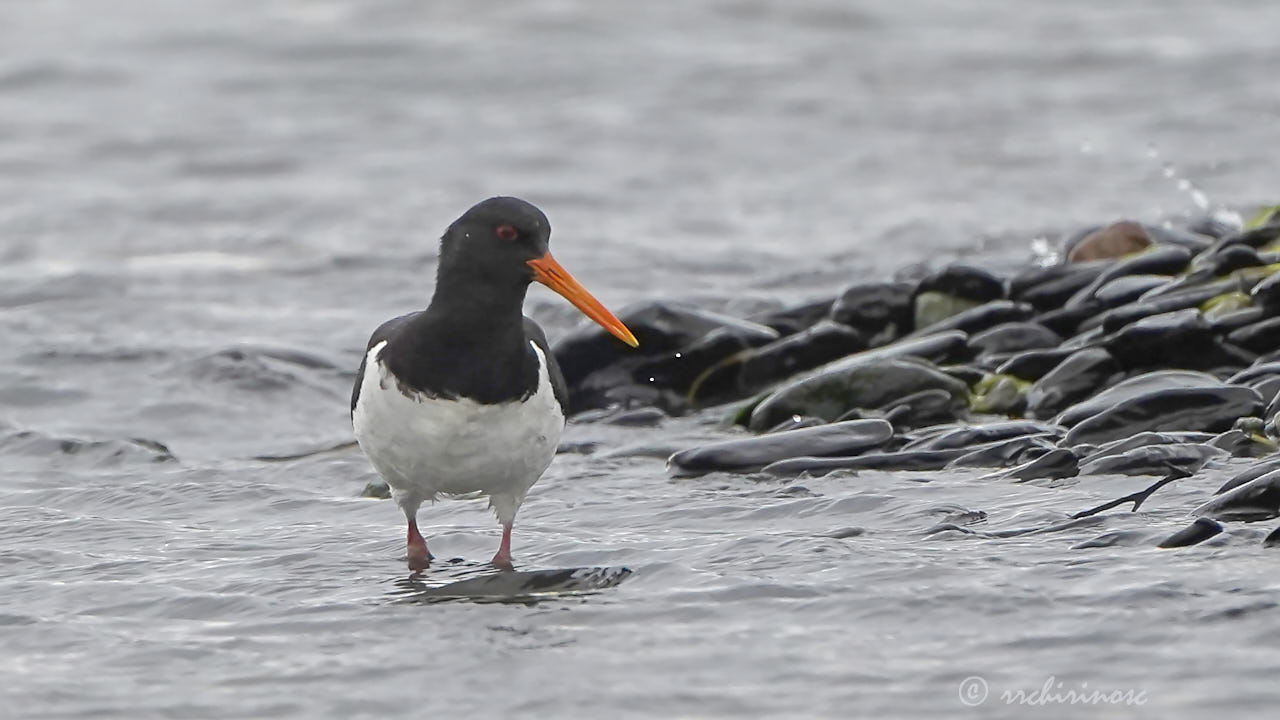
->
3 1 1280 718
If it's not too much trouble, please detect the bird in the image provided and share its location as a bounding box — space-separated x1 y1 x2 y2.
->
350 197 638 571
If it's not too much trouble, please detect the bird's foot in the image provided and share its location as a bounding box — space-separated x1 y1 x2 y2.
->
489 551 514 572
407 519 433 571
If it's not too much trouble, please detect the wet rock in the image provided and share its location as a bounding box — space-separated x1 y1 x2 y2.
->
1013 262 1109 312
968 373 1028 415
967 322 1061 358
629 326 778 397
830 281 914 341
748 297 836 336
1250 271 1280 309
1025 348 1120 419
993 447 1079 481
1073 530 1152 549
1227 317 1280 354
602 407 669 427
1078 443 1225 476
1208 306 1267 334
1077 431 1214 462
0 428 177 467
1071 245 1193 303
1054 370 1224 427
764 416 826 433
747 356 968 432
1071 274 1171 310
553 301 779 390
1157 518 1224 548
667 419 893 476
1215 457 1280 494
1062 385 1264 446
763 447 975 476
1101 309 1253 371
1065 221 1152 263
687 321 865 404
994 347 1080 381
1034 305 1102 337
1195 469 1280 522
912 265 1005 330
907 300 1032 339
945 435 1057 469
902 420 1063 451
1265 526 1280 548
878 388 967 428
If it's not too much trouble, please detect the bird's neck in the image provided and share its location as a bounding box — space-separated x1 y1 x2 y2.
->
422 271 531 349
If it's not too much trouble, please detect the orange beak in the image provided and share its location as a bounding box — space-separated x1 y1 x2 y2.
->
528 252 639 348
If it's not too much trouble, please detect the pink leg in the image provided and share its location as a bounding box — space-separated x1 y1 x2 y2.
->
406 518 432 571
490 522 514 571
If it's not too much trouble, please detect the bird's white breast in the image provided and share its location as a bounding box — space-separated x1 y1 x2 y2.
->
352 340 564 519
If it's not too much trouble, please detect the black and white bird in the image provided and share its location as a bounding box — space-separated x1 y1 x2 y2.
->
350 197 638 571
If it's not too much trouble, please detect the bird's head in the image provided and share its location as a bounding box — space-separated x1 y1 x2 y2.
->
439 196 638 348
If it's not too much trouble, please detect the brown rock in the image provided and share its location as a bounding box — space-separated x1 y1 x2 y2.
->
1067 221 1153 263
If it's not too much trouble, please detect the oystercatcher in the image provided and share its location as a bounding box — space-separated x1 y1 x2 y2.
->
351 197 638 571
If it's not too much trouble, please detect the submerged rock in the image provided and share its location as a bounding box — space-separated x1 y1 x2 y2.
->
1157 518 1224 548
667 419 893 476
1215 458 1280 494
1078 443 1225 476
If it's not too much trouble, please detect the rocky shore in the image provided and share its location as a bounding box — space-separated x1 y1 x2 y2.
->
554 209 1280 549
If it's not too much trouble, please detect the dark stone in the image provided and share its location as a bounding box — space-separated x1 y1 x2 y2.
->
630 326 776 396
1215 458 1280 495
667 419 894 476
995 347 1080 381
688 320 866 404
748 298 837 336
902 420 1064 451
1157 518 1224 548
914 264 1005 303
1100 309 1255 371
945 435 1057 469
1035 305 1102 337
553 301 779 389
907 300 1032 338
1026 348 1120 420
968 322 1061 358
1070 245 1193 304
1228 317 1280 354
747 356 969 432
830 281 914 340
997 447 1080 481
1014 263 1109 312
1073 274 1171 309
763 447 975 476
1062 385 1264 446
1194 469 1280 522
1249 271 1280 309
1208 307 1268 334
1078 443 1225 476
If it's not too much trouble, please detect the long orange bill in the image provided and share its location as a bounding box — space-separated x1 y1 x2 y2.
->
528 252 639 348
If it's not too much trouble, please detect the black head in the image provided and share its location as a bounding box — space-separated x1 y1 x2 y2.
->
437 196 552 288
431 196 639 347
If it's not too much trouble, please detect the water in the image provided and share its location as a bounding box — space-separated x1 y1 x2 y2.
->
2 1 1280 717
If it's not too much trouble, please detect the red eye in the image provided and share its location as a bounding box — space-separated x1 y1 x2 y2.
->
495 224 518 241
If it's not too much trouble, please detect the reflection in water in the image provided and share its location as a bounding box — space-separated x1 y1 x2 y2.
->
388 559 633 605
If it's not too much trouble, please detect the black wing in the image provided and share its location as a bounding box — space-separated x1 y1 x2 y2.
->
350 311 420 417
524 317 569 415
